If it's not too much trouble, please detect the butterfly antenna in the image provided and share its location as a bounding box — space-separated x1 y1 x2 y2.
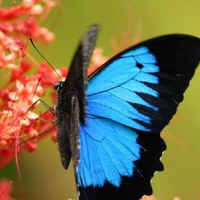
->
30 38 62 80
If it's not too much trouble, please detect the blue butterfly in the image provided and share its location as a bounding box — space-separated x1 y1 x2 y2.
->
55 25 200 200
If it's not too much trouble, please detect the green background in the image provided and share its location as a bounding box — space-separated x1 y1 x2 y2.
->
1 0 200 199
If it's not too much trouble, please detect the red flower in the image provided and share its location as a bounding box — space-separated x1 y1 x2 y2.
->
0 0 57 172
0 79 44 175
141 195 157 200
0 0 55 69
0 179 15 200
87 48 108 76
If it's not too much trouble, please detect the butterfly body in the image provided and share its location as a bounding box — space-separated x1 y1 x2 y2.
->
55 25 200 200
56 82 79 169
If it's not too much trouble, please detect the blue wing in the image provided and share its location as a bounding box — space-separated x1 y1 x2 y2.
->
76 35 200 200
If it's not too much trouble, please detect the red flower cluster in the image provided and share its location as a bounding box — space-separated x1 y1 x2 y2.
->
0 179 15 200
0 0 65 177
0 0 55 70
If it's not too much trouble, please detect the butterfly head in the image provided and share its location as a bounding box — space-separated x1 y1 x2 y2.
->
54 81 64 91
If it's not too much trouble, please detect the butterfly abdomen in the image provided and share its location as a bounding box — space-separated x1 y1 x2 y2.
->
56 82 81 182
55 82 72 169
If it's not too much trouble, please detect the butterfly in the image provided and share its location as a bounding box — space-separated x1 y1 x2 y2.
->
55 24 200 200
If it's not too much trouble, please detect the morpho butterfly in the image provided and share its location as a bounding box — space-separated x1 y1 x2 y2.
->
55 24 200 200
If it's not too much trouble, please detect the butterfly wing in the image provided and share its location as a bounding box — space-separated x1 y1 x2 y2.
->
56 25 99 170
64 24 100 124
77 35 200 199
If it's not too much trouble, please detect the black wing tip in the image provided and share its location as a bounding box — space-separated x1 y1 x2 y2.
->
152 33 200 39
89 24 100 30
85 24 100 38
133 34 200 57
140 33 200 44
